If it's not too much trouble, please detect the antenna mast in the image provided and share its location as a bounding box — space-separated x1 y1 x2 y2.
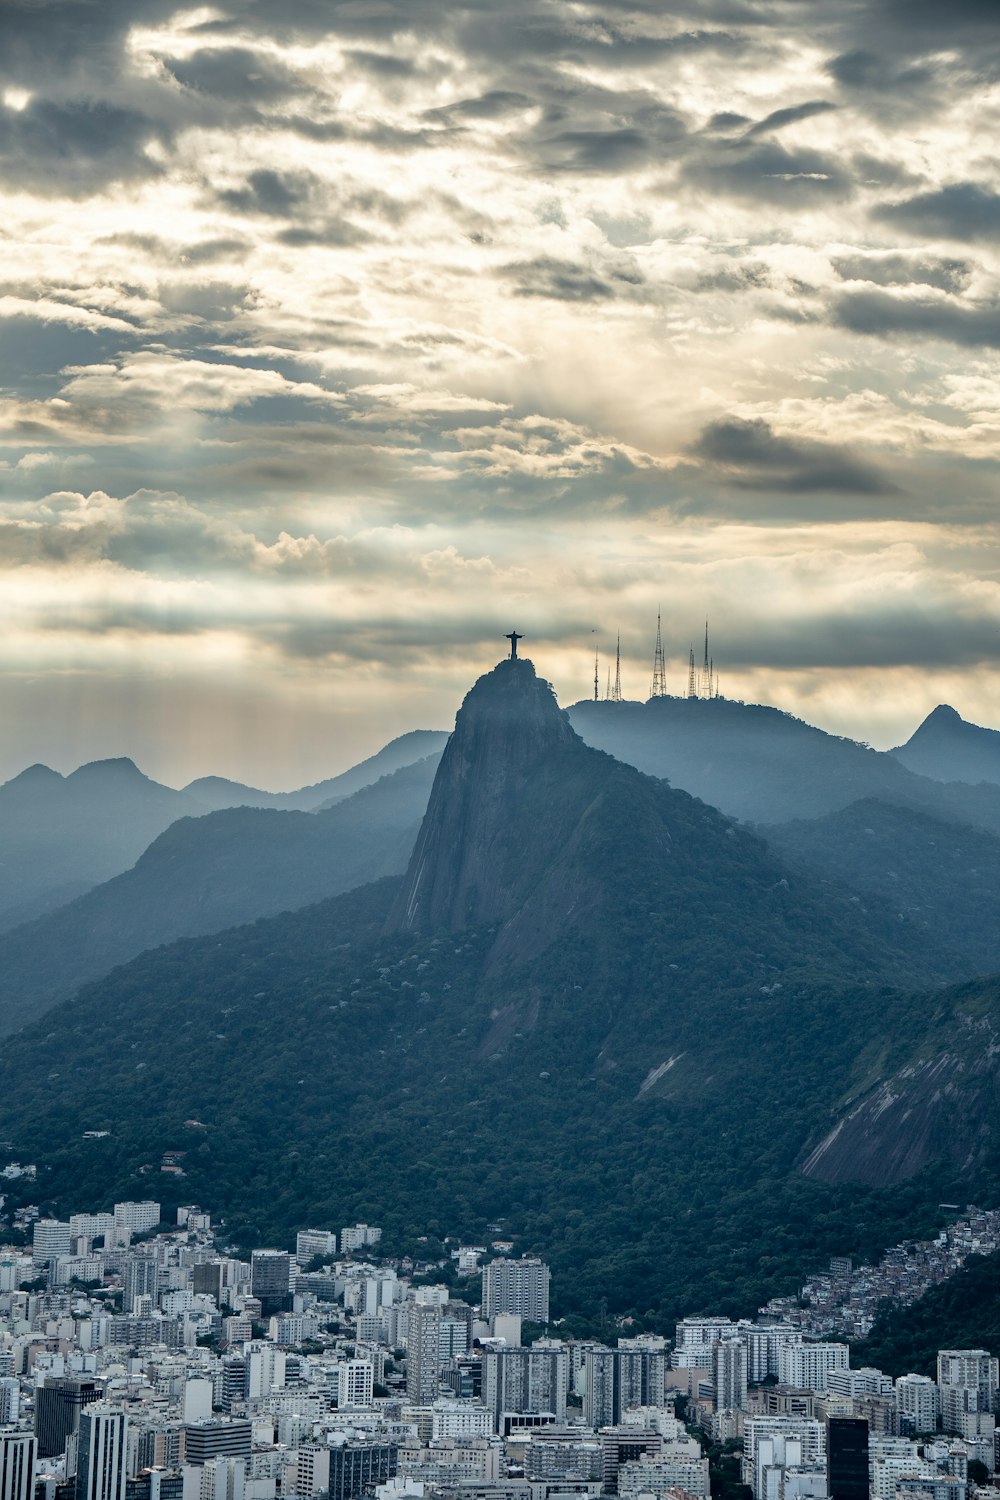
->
650 611 667 699
593 642 599 703
610 635 623 702
687 645 696 699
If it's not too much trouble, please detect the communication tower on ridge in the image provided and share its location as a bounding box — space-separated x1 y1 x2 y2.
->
650 611 667 698
609 634 623 702
687 622 720 699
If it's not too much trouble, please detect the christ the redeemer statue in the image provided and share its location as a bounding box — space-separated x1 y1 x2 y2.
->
506 631 523 659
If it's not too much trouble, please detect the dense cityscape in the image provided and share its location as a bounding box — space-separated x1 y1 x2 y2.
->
0 1198 996 1500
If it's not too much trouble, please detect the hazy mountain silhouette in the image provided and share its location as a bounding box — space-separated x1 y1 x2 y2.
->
0 758 200 927
184 730 448 811
0 733 449 931
567 696 1000 831
0 756 440 1038
891 704 1000 787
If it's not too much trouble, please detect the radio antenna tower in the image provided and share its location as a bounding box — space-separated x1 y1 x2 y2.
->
687 645 697 699
593 641 599 702
610 635 623 702
650 611 667 698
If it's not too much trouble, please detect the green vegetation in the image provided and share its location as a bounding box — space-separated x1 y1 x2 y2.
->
855 1251 1000 1377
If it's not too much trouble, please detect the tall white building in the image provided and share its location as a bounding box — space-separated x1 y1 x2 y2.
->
113 1202 160 1235
181 1457 245 1500
295 1231 337 1266
243 1343 286 1402
33 1220 72 1270
777 1342 849 1393
482 1344 569 1430
714 1338 748 1412
0 1430 36 1500
407 1304 441 1405
742 1417 825 1499
481 1259 550 1324
937 1350 998 1434
340 1225 382 1254
738 1325 801 1385
672 1317 736 1369
0 1382 19 1426
895 1375 939 1435
74 1406 127 1500
327 1360 374 1409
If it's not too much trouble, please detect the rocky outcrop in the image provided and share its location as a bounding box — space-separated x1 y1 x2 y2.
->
384 656 581 936
803 1022 1000 1186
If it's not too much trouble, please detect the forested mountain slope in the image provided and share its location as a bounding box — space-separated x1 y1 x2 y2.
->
0 658 975 1324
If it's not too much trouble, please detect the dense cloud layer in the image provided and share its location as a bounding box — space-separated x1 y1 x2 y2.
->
1 0 999 780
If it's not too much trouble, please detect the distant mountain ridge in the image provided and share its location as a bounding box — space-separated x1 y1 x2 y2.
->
0 757 200 926
567 696 1000 831
0 755 441 1038
0 732 448 929
183 730 449 812
892 704 1000 787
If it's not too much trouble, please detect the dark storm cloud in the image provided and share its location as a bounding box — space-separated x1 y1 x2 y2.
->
217 170 317 217
831 290 1000 349
875 184 1000 244
680 140 853 206
521 85 689 175
162 47 301 103
743 100 838 137
831 254 972 293
344 49 421 78
826 50 941 106
728 607 1000 673
691 417 900 496
500 255 644 302
0 99 167 195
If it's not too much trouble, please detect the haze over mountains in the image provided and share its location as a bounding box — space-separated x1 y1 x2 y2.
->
2 659 1000 1324
2 668 1000 1322
0 755 440 1038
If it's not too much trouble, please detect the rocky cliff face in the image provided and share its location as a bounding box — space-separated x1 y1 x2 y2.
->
802 992 1000 1187
384 656 580 936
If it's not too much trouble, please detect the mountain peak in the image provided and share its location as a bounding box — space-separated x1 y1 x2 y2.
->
67 757 146 782
923 703 961 725
385 656 578 934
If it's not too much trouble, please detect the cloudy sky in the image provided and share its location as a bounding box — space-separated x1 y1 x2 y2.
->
1 0 999 787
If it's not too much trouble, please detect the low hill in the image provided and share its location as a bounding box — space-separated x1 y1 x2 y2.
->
762 799 1000 979
892 705 1000 787
567 697 1000 831
0 658 970 1325
0 756 439 1038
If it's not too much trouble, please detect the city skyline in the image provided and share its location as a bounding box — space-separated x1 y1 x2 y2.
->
1 2 999 783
